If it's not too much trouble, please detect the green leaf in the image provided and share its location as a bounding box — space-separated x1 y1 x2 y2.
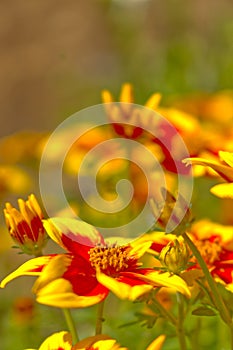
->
192 306 217 316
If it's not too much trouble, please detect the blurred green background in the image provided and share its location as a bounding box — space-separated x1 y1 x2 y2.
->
1 0 233 137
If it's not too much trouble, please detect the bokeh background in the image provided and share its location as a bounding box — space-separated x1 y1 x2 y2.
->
1 0 233 137
0 1 233 349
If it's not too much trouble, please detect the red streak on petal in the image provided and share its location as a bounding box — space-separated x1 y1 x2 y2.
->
63 255 98 296
212 265 233 284
151 242 167 253
118 271 151 286
61 235 91 260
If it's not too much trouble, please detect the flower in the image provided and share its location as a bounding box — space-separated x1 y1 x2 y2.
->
188 219 233 287
24 332 166 350
102 83 161 139
183 151 233 198
0 165 31 196
3 194 47 255
1 218 190 308
24 332 126 350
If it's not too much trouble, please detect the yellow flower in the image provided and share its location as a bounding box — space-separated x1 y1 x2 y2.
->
3 194 47 255
24 332 166 350
102 83 161 139
184 151 233 198
188 219 233 286
0 131 46 164
0 165 31 196
1 218 190 308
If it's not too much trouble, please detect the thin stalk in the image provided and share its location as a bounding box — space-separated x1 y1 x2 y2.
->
183 232 232 325
152 298 177 326
189 318 201 350
95 300 105 335
62 308 79 344
176 292 187 350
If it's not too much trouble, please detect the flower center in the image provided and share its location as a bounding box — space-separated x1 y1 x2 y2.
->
195 238 222 265
88 245 132 274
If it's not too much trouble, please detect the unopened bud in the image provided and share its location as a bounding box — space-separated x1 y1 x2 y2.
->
159 239 190 274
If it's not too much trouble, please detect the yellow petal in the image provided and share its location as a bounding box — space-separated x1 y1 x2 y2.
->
183 157 233 182
129 241 152 259
36 278 106 308
74 335 111 350
39 331 72 350
0 256 52 288
43 217 103 249
146 335 166 350
27 194 44 219
119 83 134 103
33 255 71 292
102 90 114 103
145 93 162 110
96 272 153 301
138 271 191 298
211 182 233 198
219 151 233 168
90 339 127 350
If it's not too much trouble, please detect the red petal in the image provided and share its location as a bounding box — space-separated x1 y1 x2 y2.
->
62 255 99 296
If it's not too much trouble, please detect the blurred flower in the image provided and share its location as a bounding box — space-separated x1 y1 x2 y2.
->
152 107 202 173
0 165 31 196
0 131 46 164
174 91 233 124
146 335 166 350
150 189 193 236
4 194 48 255
102 83 161 139
12 296 35 325
189 219 233 286
184 151 233 198
1 218 190 308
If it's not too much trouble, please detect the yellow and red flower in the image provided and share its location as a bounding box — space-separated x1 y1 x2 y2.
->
3 194 47 255
24 331 166 350
1 217 190 308
188 219 233 286
102 83 161 139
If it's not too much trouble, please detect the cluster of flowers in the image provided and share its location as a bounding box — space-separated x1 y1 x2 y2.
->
1 84 233 349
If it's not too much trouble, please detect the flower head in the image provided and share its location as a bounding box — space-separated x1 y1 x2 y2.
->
4 194 47 255
1 218 190 308
189 219 233 286
24 332 126 350
102 83 161 139
24 331 166 350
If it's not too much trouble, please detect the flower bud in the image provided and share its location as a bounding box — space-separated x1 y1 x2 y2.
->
150 189 193 236
4 194 47 255
159 239 190 274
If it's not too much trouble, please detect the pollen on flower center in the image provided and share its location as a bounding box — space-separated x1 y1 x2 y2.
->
195 238 222 265
88 245 131 274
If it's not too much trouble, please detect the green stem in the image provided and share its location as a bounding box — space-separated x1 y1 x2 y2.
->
152 298 177 326
176 292 187 350
183 232 232 325
62 308 79 344
190 318 201 350
95 300 105 335
231 325 233 350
